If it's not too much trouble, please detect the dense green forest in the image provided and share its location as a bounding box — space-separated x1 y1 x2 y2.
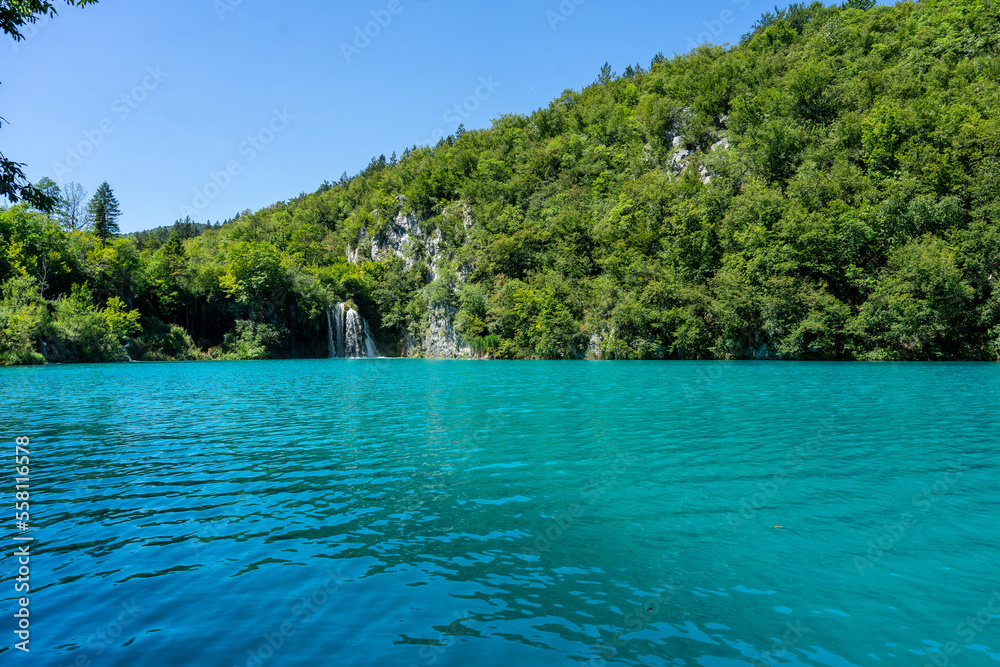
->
2 0 999 364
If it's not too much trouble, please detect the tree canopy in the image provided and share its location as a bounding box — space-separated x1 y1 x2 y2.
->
87 181 121 246
2 0 1000 364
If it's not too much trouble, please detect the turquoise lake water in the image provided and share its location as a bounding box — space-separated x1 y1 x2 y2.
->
1 360 999 666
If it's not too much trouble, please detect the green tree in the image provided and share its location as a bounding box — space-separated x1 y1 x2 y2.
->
87 181 121 246
857 236 974 360
222 320 286 360
0 204 75 297
101 295 141 341
0 275 49 365
149 233 188 319
31 177 60 211
49 282 134 362
219 241 285 317
597 62 613 85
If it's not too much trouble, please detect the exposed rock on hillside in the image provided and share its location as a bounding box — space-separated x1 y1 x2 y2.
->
349 202 474 358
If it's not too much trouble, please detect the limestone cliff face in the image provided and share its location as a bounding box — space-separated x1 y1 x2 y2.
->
351 210 444 281
663 112 730 184
585 332 607 360
423 305 471 359
349 201 474 359
345 118 731 360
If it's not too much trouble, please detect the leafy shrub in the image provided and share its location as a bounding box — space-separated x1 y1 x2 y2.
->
0 276 49 365
132 318 202 361
49 284 138 362
222 320 287 360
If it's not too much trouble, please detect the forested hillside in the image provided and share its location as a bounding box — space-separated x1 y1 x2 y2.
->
3 0 999 364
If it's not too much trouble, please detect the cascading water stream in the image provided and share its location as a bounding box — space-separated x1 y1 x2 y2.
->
327 303 380 358
362 320 378 359
326 310 337 359
344 308 363 358
334 303 346 358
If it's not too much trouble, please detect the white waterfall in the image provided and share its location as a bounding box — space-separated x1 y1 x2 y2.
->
327 303 380 358
344 307 363 358
363 320 378 359
334 303 346 357
326 309 336 359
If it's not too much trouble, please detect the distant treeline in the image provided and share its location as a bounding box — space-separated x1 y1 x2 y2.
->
129 217 221 251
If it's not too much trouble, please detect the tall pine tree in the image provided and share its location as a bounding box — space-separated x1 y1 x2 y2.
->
87 181 121 246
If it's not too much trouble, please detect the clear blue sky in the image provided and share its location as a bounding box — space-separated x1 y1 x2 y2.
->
4 0 822 232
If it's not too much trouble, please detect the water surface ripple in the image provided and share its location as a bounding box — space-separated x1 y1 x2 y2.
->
1 361 998 666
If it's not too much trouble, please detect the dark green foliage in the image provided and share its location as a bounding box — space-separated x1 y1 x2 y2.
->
2 0 999 363
130 318 200 361
220 320 286 360
131 217 212 250
0 276 48 365
857 236 974 360
87 181 121 247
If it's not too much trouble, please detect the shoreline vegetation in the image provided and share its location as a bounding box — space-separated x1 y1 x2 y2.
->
3 0 999 365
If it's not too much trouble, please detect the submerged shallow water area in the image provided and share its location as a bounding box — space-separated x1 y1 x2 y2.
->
2 360 999 666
